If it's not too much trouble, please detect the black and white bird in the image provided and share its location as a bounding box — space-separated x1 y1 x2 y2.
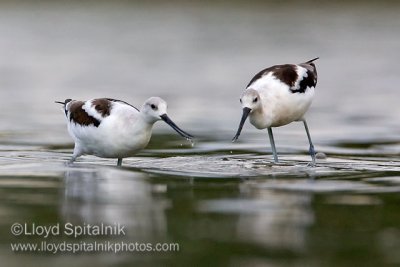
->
232 58 319 165
56 97 193 166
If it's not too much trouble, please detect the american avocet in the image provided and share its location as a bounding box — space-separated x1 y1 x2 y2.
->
56 97 193 166
232 58 319 165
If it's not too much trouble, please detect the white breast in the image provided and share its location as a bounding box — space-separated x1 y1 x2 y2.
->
248 73 315 128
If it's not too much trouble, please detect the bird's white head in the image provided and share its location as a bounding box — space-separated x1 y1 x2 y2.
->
141 97 168 123
141 97 193 140
232 89 261 142
239 88 262 111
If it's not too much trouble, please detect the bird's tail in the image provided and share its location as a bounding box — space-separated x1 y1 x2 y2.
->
55 99 72 105
305 57 319 64
55 99 72 116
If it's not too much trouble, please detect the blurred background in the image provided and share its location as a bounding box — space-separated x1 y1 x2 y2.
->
0 1 400 266
0 0 399 144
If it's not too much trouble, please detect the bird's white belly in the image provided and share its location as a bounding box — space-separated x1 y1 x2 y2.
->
250 87 314 128
69 115 152 158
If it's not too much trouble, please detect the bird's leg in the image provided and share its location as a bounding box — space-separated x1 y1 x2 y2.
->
67 145 82 165
117 158 123 167
66 156 77 166
302 119 316 166
267 127 279 163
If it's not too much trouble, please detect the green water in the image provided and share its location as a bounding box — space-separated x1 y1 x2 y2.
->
1 134 400 266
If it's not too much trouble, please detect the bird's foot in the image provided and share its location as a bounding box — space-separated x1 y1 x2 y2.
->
65 157 77 167
65 161 74 167
307 161 316 168
308 145 316 167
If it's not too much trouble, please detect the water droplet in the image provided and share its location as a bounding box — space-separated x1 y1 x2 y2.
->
186 138 195 148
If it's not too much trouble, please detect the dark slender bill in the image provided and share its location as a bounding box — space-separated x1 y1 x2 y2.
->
55 101 65 105
160 114 194 139
232 107 251 142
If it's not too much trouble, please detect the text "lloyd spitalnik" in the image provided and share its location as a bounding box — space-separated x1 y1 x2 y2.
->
12 222 126 238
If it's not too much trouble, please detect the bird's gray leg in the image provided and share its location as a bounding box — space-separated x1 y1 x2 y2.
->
68 155 77 165
68 144 82 165
267 127 279 163
302 119 316 166
67 143 83 164
117 158 123 167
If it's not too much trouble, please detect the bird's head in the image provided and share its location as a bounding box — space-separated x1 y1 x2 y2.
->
239 88 261 111
141 97 193 140
232 89 261 142
142 97 168 122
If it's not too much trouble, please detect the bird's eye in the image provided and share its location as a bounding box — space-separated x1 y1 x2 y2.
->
150 104 157 110
253 97 258 103
239 99 242 103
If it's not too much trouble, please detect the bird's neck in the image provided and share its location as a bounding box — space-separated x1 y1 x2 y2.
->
140 113 158 125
